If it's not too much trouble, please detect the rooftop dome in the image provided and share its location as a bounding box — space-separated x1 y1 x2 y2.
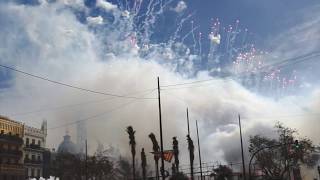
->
57 134 78 154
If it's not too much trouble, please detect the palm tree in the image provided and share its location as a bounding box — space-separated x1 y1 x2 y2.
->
149 133 160 180
141 148 147 180
187 135 195 180
126 126 136 180
172 136 179 173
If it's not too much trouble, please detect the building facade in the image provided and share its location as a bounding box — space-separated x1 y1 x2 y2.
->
0 116 25 180
24 120 47 179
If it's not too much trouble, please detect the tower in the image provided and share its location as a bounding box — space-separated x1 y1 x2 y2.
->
76 120 87 154
41 119 47 147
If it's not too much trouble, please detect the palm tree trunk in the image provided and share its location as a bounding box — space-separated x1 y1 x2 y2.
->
132 156 136 180
190 163 194 180
155 160 159 180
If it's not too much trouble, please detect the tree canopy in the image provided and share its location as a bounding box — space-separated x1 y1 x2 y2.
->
248 122 318 180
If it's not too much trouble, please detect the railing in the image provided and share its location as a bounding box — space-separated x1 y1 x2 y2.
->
24 159 43 164
25 144 43 150
0 134 23 144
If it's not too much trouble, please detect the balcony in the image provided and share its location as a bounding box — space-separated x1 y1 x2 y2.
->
24 158 43 165
0 149 23 157
24 144 44 152
0 134 23 145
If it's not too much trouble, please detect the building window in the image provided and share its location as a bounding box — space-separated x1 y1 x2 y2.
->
32 139 35 145
26 168 29 177
32 155 35 161
26 138 29 146
31 168 35 177
37 169 40 177
38 140 41 147
0 130 3 134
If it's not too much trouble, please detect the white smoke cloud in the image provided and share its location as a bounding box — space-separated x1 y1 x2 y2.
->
87 16 104 25
173 1 187 13
0 1 319 170
96 0 118 11
58 0 85 9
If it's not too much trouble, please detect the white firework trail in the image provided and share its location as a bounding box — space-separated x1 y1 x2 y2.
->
88 0 300 97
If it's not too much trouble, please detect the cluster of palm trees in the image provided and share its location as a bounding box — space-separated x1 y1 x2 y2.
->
126 126 195 180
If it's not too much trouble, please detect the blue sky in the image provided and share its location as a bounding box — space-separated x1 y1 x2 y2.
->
186 0 317 43
9 0 319 46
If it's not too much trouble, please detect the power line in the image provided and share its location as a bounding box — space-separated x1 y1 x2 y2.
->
238 51 320 76
241 112 320 120
0 64 156 100
161 79 232 91
161 51 320 89
45 89 156 131
260 51 320 71
8 88 157 117
161 78 231 88
163 91 320 121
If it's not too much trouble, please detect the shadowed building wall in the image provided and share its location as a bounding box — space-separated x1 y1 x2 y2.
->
0 116 24 180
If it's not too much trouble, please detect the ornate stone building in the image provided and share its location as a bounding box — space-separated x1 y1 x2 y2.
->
0 116 25 180
23 120 47 179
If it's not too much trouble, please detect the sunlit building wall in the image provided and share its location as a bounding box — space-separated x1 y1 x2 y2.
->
23 120 47 179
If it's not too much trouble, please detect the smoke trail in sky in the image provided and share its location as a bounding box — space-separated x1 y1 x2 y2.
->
82 0 300 97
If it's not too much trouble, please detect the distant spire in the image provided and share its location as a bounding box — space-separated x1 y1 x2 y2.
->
41 119 47 135
76 121 87 154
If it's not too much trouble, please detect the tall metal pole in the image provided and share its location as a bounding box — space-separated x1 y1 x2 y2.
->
196 120 203 180
238 114 246 180
187 108 190 135
85 139 88 180
157 77 165 180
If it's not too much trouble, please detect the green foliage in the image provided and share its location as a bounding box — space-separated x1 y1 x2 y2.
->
169 172 189 180
126 126 136 157
51 152 115 180
248 122 317 180
126 125 137 179
211 165 233 180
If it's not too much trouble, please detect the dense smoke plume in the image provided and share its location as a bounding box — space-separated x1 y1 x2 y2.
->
0 0 319 169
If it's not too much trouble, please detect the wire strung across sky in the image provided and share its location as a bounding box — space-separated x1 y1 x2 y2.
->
160 78 231 88
1 50 319 129
8 88 157 118
45 89 156 131
1 49 318 96
0 64 156 100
